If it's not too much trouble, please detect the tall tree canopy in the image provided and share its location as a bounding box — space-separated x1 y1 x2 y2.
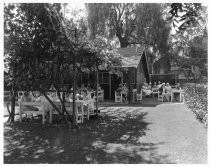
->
86 3 172 74
86 3 170 49
4 3 121 124
168 3 207 81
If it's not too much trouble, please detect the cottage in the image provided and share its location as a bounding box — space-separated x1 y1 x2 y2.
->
78 46 150 100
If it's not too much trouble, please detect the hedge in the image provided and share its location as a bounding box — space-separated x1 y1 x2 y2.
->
184 83 208 127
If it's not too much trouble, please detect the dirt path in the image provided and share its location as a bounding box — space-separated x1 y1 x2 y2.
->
4 103 207 164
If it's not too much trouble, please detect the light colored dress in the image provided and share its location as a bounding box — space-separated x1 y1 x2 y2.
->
36 95 53 112
142 85 152 96
20 94 37 111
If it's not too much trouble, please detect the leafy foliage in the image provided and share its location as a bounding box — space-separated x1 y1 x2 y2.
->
86 3 170 49
184 83 208 127
4 3 122 124
4 3 121 91
169 3 204 31
86 3 173 75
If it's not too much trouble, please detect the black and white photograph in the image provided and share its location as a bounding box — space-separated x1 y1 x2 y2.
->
2 1 208 164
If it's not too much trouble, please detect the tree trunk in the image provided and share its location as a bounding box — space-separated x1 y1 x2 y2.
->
10 89 16 123
116 31 129 48
120 40 129 48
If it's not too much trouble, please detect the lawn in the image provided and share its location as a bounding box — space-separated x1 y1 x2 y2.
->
4 107 167 164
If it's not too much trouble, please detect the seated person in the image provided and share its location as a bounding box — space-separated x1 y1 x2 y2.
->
68 90 82 101
175 83 181 90
148 82 152 90
121 83 128 102
98 84 102 91
153 82 157 88
86 83 92 91
76 93 83 100
82 90 92 100
142 83 152 97
80 84 87 91
36 94 53 114
159 83 165 94
159 83 171 102
20 91 38 111
157 81 162 89
116 83 123 95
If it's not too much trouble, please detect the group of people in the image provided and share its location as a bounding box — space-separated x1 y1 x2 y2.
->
20 84 98 112
20 87 96 122
141 81 181 102
116 83 129 103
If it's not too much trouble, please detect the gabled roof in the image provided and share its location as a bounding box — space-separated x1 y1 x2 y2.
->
116 45 145 68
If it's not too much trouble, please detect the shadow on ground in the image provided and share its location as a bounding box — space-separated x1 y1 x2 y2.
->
98 97 166 107
4 108 173 164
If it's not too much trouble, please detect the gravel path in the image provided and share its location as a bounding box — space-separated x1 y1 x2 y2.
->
100 103 207 164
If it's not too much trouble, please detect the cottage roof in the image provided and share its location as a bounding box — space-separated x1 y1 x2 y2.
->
116 46 145 68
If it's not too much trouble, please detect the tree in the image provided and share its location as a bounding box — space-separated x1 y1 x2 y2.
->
169 3 205 31
86 3 170 49
4 3 121 124
4 3 73 123
86 3 173 101
169 3 207 83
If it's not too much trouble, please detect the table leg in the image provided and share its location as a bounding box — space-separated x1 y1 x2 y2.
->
171 93 173 102
19 103 22 122
87 105 89 120
81 105 84 123
42 112 45 124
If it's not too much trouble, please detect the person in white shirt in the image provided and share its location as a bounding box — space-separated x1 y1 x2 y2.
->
157 81 162 89
142 83 152 96
153 82 157 88
20 91 39 111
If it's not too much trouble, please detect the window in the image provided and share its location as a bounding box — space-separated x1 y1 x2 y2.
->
103 73 109 84
98 72 110 84
131 71 135 84
137 72 140 84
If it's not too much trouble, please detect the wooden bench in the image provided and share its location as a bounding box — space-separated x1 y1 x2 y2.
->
50 101 84 124
19 102 46 124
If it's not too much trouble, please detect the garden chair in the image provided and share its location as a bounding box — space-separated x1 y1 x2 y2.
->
53 101 84 124
152 88 159 98
96 90 104 102
18 91 25 100
19 101 46 124
132 89 137 102
136 89 143 102
115 91 122 103
158 91 164 102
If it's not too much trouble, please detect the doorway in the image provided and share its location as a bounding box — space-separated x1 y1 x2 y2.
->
111 74 121 99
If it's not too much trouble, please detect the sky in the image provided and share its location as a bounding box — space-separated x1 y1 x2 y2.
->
64 3 86 21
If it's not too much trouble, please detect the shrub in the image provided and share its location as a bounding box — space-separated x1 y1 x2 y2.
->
184 83 208 127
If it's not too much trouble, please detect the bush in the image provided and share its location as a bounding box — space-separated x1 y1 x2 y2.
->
184 83 208 127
